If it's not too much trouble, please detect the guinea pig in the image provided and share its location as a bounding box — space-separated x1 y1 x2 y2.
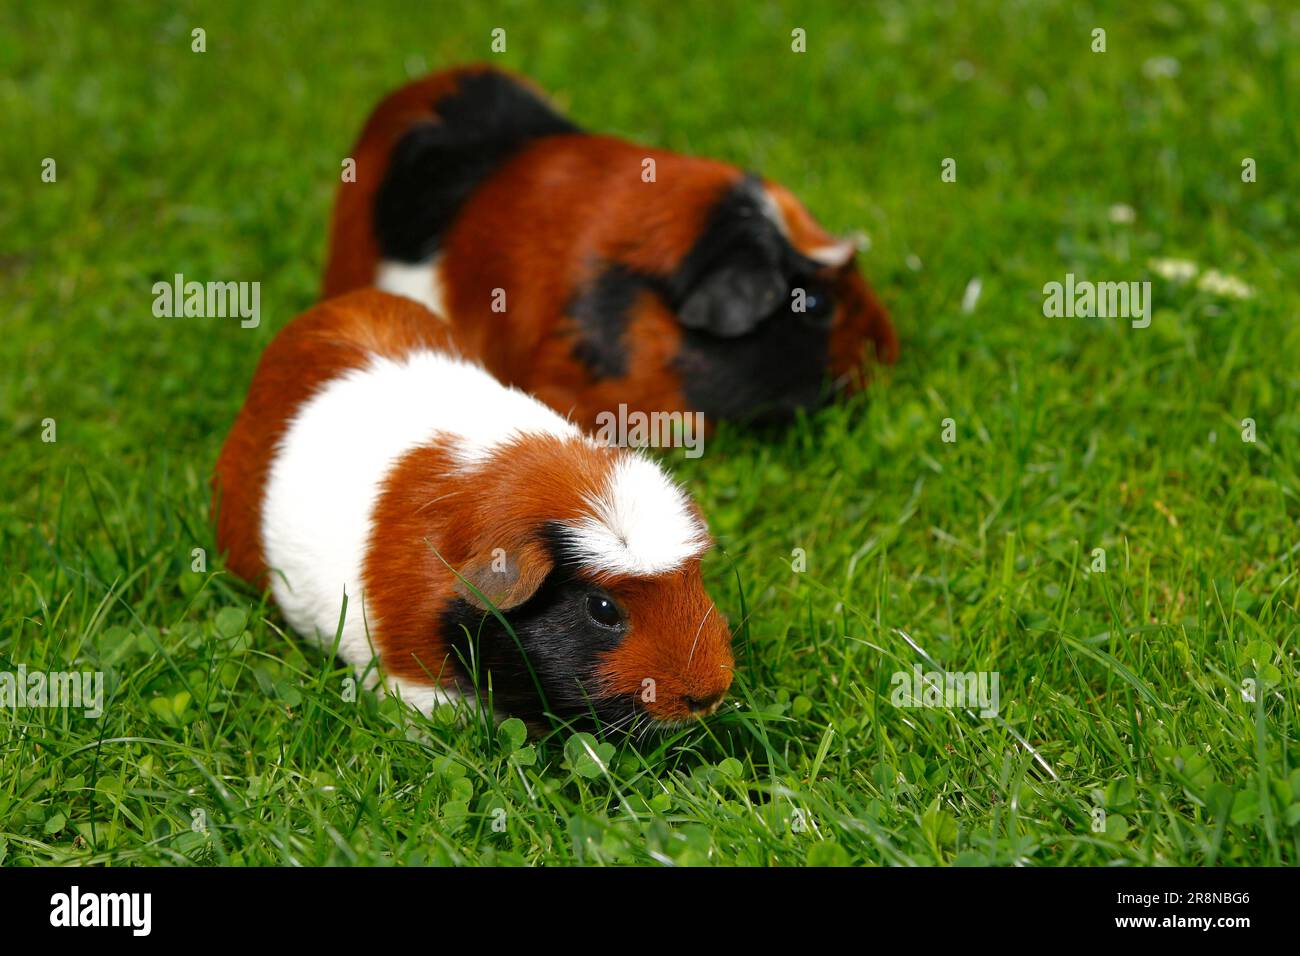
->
213 289 734 730
323 64 898 430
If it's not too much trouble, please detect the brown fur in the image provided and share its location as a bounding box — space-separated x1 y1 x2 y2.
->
212 290 461 583
362 434 733 719
322 64 897 429
592 569 733 720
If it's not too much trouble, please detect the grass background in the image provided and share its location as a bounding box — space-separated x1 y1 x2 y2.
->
2 0 1298 866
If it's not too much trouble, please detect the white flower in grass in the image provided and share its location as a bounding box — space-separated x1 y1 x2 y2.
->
1148 257 1198 282
1196 269 1254 299
1142 56 1181 78
1108 203 1135 224
1147 258 1254 299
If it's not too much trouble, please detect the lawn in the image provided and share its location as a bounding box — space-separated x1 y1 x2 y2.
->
2 0 1298 866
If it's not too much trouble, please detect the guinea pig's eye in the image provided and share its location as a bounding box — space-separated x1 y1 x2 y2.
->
792 282 835 322
585 593 624 630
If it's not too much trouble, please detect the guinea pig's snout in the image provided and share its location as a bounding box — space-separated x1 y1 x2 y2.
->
683 691 725 716
611 586 734 724
676 633 734 719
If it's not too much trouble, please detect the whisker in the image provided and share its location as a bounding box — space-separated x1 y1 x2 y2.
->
687 603 714 666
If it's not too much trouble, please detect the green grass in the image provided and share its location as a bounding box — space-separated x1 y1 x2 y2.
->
3 0 1299 866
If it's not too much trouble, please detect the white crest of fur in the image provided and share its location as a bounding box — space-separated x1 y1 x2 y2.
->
376 257 448 320
563 453 710 576
261 348 579 673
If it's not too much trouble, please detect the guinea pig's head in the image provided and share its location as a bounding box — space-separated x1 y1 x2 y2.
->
669 175 897 423
443 441 734 731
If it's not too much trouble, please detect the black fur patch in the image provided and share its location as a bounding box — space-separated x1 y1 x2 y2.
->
669 175 793 338
437 526 634 731
674 312 832 423
564 177 836 418
666 176 837 420
567 263 647 379
374 70 580 262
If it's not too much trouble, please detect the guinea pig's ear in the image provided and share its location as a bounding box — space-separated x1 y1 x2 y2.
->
806 237 856 270
678 249 786 338
454 540 552 611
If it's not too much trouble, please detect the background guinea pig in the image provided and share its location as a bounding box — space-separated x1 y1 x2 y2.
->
323 64 898 429
214 289 734 730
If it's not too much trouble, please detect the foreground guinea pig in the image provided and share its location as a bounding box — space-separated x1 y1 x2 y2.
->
323 64 898 429
213 289 733 729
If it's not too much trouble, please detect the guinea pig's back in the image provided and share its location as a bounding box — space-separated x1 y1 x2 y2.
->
252 308 581 669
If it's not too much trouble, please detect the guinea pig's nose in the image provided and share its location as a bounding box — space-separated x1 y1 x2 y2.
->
683 692 724 714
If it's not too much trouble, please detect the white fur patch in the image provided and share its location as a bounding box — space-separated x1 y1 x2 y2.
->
562 453 710 576
376 258 448 319
759 186 790 236
808 239 855 268
261 348 580 700
385 675 466 713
